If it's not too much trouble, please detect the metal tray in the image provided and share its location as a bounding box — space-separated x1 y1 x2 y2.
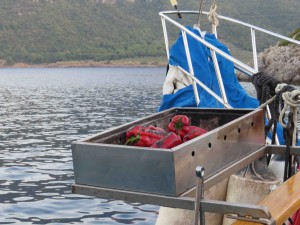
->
72 108 265 196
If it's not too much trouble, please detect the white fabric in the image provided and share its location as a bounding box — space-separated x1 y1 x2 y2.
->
193 24 206 38
162 65 193 95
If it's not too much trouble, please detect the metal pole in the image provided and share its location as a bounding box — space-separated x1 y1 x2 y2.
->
210 49 229 106
182 31 200 105
161 17 170 60
194 166 205 225
159 11 257 76
178 66 232 109
251 28 258 72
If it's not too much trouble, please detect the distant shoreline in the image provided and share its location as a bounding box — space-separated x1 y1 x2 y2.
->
0 58 168 69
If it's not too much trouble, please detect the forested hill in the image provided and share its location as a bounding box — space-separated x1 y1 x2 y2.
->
0 0 299 65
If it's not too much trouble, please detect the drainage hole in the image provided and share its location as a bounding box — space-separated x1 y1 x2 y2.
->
224 135 227 141
251 122 254 127
191 151 195 157
208 143 212 148
238 128 241 133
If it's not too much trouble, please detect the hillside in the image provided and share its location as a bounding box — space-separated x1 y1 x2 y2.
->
237 29 300 84
0 0 299 66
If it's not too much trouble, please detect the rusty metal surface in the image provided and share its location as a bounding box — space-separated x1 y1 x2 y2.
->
72 108 265 196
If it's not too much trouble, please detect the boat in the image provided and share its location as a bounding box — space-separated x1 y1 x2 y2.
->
71 1 300 224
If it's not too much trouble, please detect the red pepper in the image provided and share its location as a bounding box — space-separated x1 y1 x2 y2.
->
183 127 207 142
182 125 206 135
151 132 182 149
125 125 166 147
126 125 144 139
147 125 166 133
168 115 191 138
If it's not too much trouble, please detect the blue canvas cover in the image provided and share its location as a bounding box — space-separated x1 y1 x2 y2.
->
158 26 259 111
157 26 294 145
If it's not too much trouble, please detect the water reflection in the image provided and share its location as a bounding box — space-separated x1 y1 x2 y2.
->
0 67 163 224
2 67 293 224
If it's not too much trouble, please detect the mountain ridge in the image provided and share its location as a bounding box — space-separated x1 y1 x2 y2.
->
0 0 299 65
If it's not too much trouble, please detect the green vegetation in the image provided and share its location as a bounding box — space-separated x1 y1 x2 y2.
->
278 28 300 46
0 0 299 65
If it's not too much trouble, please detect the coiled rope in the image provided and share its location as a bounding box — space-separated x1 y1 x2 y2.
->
280 90 300 145
251 72 300 145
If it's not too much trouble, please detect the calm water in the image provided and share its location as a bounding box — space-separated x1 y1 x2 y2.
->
0 67 260 225
0 67 167 225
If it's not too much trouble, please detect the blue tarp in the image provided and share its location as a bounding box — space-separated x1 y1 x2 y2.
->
157 26 293 145
158 27 259 111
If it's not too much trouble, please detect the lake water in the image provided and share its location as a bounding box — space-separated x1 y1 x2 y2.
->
0 67 255 225
0 67 167 225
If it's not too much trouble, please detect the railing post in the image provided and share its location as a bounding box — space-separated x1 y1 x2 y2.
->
210 49 229 106
251 28 258 72
161 17 170 60
181 30 200 105
178 67 232 108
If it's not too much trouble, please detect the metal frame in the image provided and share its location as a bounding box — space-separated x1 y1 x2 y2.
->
160 10 300 145
73 145 267 205
159 10 300 108
72 108 264 197
73 145 300 225
72 11 300 225
72 184 274 225
71 107 269 224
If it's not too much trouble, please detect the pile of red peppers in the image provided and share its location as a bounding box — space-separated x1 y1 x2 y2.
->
125 115 207 149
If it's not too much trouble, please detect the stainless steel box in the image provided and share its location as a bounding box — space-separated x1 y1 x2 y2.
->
72 108 265 197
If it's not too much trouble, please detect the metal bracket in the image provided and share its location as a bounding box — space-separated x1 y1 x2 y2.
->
72 183 276 224
226 214 276 225
266 145 300 156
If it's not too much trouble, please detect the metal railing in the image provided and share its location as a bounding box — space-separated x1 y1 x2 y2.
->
159 10 300 109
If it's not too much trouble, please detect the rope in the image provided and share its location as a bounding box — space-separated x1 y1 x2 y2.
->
251 72 297 144
279 90 300 145
252 72 300 179
258 95 276 110
208 0 219 27
196 0 204 26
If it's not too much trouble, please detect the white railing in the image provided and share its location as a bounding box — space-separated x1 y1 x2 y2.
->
159 10 300 108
